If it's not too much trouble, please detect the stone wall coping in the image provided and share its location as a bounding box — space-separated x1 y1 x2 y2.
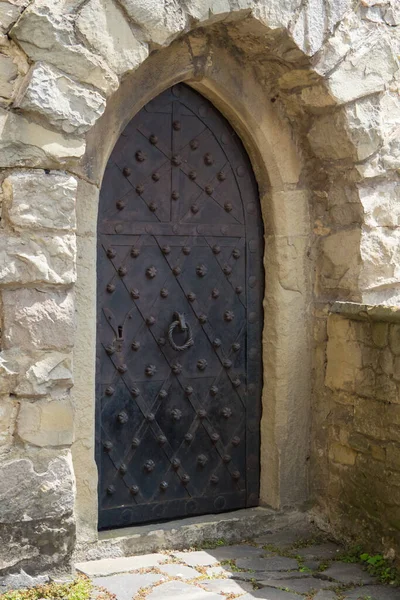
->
329 301 400 323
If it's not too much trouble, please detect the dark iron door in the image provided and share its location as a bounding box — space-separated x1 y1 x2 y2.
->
96 83 264 529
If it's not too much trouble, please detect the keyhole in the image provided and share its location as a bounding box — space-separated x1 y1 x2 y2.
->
118 326 123 340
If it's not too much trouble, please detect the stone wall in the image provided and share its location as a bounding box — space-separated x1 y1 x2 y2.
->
312 304 400 557
0 0 399 577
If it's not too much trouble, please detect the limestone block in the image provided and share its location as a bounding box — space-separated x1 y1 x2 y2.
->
329 442 357 466
117 0 187 45
2 288 74 351
344 97 381 161
184 0 230 24
76 0 148 77
0 397 17 445
0 0 29 33
358 180 400 228
389 325 400 356
10 3 118 95
15 351 73 397
291 0 352 56
319 229 361 293
17 398 74 446
308 112 356 160
0 351 18 394
0 53 18 100
0 452 75 522
0 232 76 285
0 108 85 167
3 171 77 231
252 0 302 31
17 63 106 135
327 32 399 103
360 227 400 291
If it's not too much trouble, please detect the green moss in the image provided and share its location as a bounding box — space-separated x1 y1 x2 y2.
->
0 576 93 600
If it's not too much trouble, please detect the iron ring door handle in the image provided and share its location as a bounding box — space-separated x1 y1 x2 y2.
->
168 312 194 351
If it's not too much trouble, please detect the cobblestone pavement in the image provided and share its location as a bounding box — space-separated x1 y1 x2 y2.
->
76 525 399 600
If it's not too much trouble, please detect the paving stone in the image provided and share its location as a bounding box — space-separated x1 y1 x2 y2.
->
296 543 342 561
200 578 253 595
236 556 299 572
342 585 400 599
159 563 201 580
146 580 225 599
76 553 166 576
92 573 163 600
254 526 317 548
320 563 376 585
207 544 264 561
233 571 309 582
240 589 303 599
206 566 234 578
313 592 338 600
258 577 335 594
172 550 220 567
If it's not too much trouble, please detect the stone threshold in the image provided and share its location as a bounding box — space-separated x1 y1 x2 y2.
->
330 301 400 323
73 508 308 564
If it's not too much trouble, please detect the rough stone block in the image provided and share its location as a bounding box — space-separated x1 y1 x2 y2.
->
389 325 400 356
3 171 77 231
0 397 17 445
0 0 29 33
319 229 361 294
387 443 400 471
17 62 106 135
77 0 148 77
329 443 357 466
2 288 74 351
117 0 187 46
358 180 400 229
0 232 76 285
0 52 18 100
360 227 400 292
10 3 118 95
0 351 18 394
0 107 85 167
15 351 73 397
17 397 74 447
308 111 357 160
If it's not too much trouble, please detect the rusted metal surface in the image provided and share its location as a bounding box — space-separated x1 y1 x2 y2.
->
96 83 264 529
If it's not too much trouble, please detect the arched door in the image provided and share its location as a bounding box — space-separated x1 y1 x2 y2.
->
96 84 264 529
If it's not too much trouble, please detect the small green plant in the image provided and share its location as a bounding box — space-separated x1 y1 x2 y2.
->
0 576 93 600
360 553 400 586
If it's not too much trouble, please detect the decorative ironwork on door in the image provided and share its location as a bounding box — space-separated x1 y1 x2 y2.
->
96 83 264 529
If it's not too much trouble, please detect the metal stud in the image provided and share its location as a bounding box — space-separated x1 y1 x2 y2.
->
181 474 190 484
223 454 232 463
146 266 157 278
107 248 116 259
131 288 140 299
187 292 196 302
198 409 207 419
119 464 127 474
107 485 115 495
123 167 131 177
149 134 158 144
105 386 114 396
185 433 193 443
105 345 115 355
221 407 232 418
136 184 145 195
171 190 179 200
160 481 169 491
198 314 207 324
161 245 171 254
217 171 226 181
146 316 156 326
118 266 127 277
196 264 207 277
213 338 221 348
172 458 181 470
160 288 169 298
118 411 128 423
172 362 182 374
144 460 155 472
210 386 218 396
158 337 166 346
131 341 141 351
212 245 221 254
232 471 240 480
131 247 140 257
224 202 233 212
158 435 167 445
191 204 199 214
204 153 213 165
149 202 157 212
232 342 241 352
232 248 241 259
205 185 213 195
130 485 139 495
223 265 232 276
103 441 113 451
232 436 241 447
172 154 182 166
197 358 208 370
145 364 157 376
131 386 140 397
211 432 220 443
189 170 197 180
210 474 219 484
171 408 182 421
197 454 208 466
211 288 220 299
147 413 155 422
159 389 168 399
172 266 181 276
152 172 160 181
185 385 193 396
136 150 146 162
173 120 181 130
190 139 199 150
106 283 115 293
116 199 126 210
223 359 232 369
224 311 235 322
132 437 140 448
235 286 243 294
233 378 241 388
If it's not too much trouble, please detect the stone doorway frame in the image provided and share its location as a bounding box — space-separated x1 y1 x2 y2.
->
73 35 312 546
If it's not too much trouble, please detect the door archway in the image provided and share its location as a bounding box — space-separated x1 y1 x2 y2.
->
96 83 264 529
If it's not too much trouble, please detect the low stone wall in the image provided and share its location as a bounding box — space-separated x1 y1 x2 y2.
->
312 303 400 557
